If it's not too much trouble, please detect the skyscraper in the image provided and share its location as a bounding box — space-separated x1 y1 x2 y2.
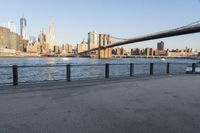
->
157 41 165 51
7 20 16 32
46 22 56 52
20 17 27 40
88 31 99 50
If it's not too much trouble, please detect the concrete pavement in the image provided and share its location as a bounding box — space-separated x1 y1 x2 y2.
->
0 75 200 133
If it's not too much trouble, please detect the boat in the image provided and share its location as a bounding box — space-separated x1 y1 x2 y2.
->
161 58 166 61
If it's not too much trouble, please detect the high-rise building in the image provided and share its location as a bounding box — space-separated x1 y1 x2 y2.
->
0 26 19 51
0 26 10 49
38 29 49 54
20 17 27 40
157 41 165 51
7 20 16 32
46 22 56 52
88 31 99 50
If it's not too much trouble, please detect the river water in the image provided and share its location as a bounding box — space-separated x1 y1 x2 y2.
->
0 57 198 85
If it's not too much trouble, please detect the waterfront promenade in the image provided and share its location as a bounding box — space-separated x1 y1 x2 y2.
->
0 75 200 133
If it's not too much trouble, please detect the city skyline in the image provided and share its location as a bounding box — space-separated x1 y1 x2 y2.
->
0 0 200 51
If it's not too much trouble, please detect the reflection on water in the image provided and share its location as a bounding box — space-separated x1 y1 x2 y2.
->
0 57 197 85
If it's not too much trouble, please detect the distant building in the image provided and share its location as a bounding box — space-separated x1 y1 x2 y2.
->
0 26 19 51
167 47 198 57
26 43 38 53
113 47 127 56
131 48 140 55
62 44 73 56
38 30 49 54
144 48 154 56
77 40 88 53
20 17 27 40
157 41 164 51
9 32 18 50
46 22 56 52
7 20 16 32
88 31 99 50
155 49 167 56
29 36 36 44
54 45 60 54
150 48 154 56
144 48 150 56
0 26 10 49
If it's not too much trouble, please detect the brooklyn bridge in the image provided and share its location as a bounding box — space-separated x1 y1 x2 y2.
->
79 23 200 59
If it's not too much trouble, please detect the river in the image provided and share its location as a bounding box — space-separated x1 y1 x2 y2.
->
0 57 198 85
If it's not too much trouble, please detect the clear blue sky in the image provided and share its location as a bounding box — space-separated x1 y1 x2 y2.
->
1 0 200 51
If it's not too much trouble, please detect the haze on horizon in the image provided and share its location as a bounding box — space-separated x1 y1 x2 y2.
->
0 0 200 51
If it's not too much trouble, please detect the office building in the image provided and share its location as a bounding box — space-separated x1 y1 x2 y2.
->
131 48 140 55
38 29 49 54
62 44 73 55
46 22 56 52
88 31 99 50
77 40 88 53
157 41 165 51
20 17 27 40
0 26 19 51
144 48 154 56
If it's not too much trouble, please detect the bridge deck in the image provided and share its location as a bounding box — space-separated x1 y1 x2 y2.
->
0 75 200 133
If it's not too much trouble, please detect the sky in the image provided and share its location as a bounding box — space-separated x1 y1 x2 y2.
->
0 0 200 51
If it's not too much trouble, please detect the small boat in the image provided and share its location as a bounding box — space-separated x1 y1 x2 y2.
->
161 58 166 61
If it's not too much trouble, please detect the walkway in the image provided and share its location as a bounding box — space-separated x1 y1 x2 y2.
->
0 75 200 133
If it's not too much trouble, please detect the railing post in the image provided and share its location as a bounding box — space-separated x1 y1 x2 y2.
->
12 65 18 86
130 63 133 77
150 63 154 75
192 63 196 74
167 63 170 74
67 64 71 82
105 64 109 78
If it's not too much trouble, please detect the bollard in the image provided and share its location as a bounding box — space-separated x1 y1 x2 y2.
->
150 63 154 75
192 63 196 74
12 65 18 86
167 63 170 74
105 64 109 78
130 63 134 77
67 64 71 82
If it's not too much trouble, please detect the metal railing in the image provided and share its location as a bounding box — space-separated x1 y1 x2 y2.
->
0 62 198 86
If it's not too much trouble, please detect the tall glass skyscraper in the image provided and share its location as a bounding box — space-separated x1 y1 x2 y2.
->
20 17 27 40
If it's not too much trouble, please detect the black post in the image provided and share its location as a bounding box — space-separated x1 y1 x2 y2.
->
192 63 196 74
130 63 133 77
105 64 109 78
167 63 170 74
150 63 154 75
67 64 71 82
12 65 18 86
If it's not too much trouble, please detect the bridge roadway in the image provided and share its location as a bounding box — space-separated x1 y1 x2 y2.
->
0 75 200 133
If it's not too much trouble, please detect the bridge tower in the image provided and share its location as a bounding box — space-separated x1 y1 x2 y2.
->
98 34 112 59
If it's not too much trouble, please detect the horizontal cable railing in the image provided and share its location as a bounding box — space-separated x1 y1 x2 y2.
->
0 62 199 86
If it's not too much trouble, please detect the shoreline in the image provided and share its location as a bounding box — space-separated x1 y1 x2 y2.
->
0 55 199 60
